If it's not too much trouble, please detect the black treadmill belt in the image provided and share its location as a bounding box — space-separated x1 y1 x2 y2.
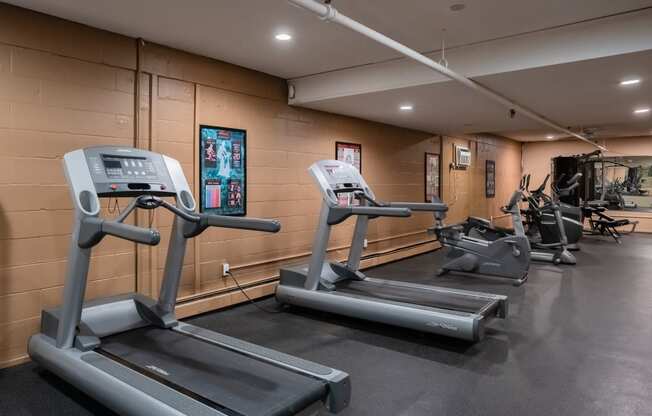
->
336 280 493 314
100 327 326 416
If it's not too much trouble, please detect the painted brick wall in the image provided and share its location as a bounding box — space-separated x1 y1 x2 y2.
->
0 4 138 367
0 3 523 368
441 135 523 227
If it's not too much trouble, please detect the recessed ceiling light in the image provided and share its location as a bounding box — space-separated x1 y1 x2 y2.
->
399 105 414 111
620 79 641 86
450 3 466 11
634 108 650 114
275 33 292 41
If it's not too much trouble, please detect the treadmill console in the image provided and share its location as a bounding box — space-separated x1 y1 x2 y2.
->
83 147 177 197
309 160 374 206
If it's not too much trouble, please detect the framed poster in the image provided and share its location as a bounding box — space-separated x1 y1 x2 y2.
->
425 152 441 202
336 141 362 173
199 125 246 216
486 160 496 198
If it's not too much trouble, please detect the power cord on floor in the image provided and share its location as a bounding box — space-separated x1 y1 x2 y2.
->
107 197 121 215
225 270 284 314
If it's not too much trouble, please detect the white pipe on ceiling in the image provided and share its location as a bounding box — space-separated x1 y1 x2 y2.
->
287 0 605 150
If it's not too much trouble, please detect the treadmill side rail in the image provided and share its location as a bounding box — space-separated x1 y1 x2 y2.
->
28 334 227 416
364 277 508 319
277 266 508 343
277 284 484 341
176 322 350 413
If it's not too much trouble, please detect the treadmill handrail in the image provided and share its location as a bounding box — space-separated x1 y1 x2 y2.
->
389 202 448 212
351 206 410 217
185 213 281 238
203 214 281 232
327 206 411 225
103 220 161 246
78 217 161 248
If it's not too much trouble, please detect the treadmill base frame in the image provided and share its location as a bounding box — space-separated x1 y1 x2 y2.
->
277 262 508 342
30 294 350 416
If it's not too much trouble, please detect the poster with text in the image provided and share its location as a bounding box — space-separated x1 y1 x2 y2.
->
336 141 362 173
486 160 496 198
425 153 440 202
200 125 246 215
336 141 362 206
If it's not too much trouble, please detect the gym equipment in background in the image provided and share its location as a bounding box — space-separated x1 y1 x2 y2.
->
624 166 649 196
552 151 641 242
28 147 350 416
276 160 508 342
553 151 651 210
582 202 638 243
519 175 577 264
602 177 628 209
462 176 575 265
431 188 530 285
526 174 584 251
552 151 600 206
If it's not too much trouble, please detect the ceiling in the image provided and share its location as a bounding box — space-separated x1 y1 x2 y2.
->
303 49 652 141
6 0 651 79
5 0 652 142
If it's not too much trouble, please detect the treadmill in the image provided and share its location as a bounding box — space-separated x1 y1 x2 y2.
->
276 160 508 342
28 147 350 416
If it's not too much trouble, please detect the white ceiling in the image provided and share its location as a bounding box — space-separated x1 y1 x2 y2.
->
5 0 651 78
5 0 652 142
486 50 652 141
303 50 652 141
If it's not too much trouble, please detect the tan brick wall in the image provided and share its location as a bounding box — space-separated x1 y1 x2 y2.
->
441 135 523 226
0 3 522 367
188 84 440 300
0 4 138 367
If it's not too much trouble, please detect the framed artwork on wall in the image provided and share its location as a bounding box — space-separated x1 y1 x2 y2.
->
486 160 496 198
336 141 362 172
425 152 441 202
199 125 247 216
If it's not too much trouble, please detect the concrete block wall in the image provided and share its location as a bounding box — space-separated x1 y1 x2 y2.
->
0 3 523 367
441 135 523 227
0 4 138 367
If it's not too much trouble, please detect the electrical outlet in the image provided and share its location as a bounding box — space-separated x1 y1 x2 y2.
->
363 238 368 249
222 263 230 277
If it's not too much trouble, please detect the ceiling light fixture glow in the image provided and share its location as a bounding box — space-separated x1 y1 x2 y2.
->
275 33 292 41
399 105 414 111
546 135 554 139
620 79 641 86
634 108 650 114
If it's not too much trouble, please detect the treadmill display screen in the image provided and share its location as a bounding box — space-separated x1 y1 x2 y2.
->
103 160 122 169
102 155 157 180
83 147 177 197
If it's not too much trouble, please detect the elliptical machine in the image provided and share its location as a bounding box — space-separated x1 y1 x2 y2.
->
520 175 577 265
463 175 576 265
431 189 530 286
527 173 584 251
